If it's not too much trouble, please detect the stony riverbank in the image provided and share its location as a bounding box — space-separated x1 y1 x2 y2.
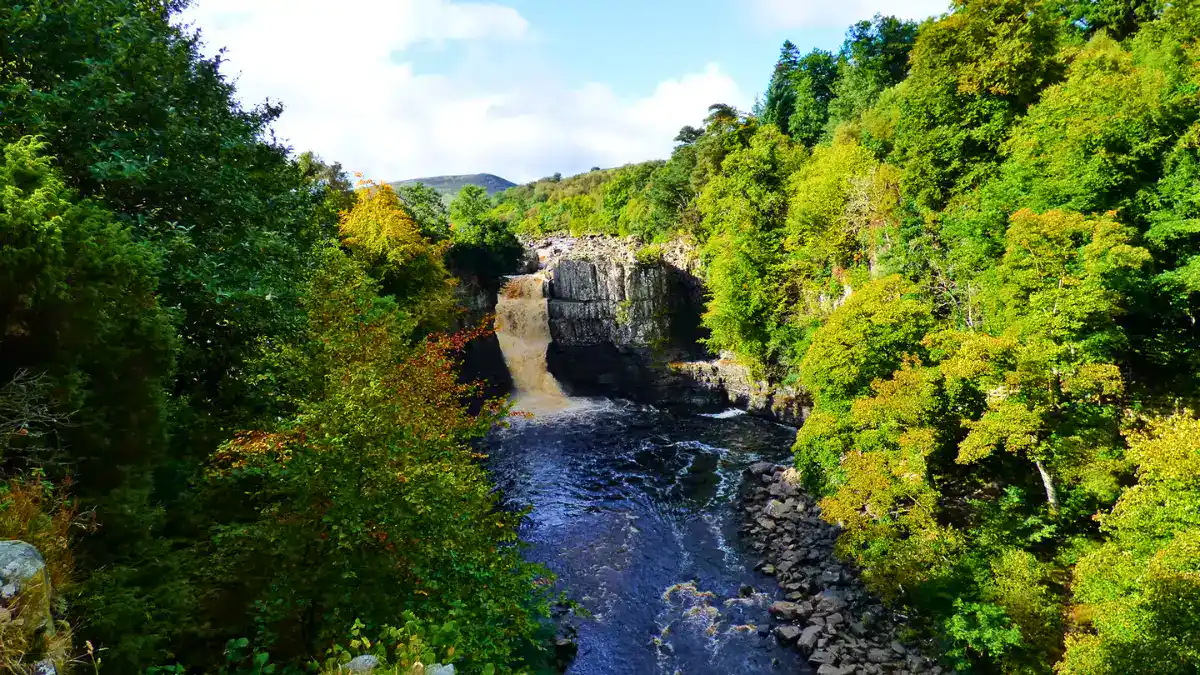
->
741 462 943 675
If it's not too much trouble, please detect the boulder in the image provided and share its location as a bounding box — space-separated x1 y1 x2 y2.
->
868 648 891 664
768 480 799 498
797 625 823 654
0 540 53 633
426 665 456 675
749 461 776 475
344 655 380 672
768 600 803 620
809 649 835 665
774 624 803 644
764 499 791 518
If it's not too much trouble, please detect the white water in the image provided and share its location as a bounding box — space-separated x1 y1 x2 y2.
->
494 274 576 417
698 408 747 420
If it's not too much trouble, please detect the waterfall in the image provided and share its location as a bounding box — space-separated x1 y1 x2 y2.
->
495 274 573 416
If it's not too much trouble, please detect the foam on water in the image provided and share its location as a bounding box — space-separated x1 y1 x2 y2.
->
698 408 748 419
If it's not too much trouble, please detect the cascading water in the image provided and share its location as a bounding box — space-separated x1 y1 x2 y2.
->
495 273 574 416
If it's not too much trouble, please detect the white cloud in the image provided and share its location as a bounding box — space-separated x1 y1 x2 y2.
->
179 0 745 183
751 0 950 30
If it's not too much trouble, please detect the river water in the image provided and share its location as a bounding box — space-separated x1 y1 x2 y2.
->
486 402 811 674
489 274 811 674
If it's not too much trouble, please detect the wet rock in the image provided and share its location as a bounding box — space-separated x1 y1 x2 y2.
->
797 625 822 654
816 665 844 675
809 650 835 665
768 601 803 620
774 624 803 644
764 499 791 518
749 461 776 475
554 637 578 671
672 357 811 425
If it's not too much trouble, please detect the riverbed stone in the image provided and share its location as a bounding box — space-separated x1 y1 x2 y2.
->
809 649 835 665
797 625 822 653
769 480 798 498
749 461 775 475
774 624 803 644
764 498 791 518
768 600 803 620
743 468 943 674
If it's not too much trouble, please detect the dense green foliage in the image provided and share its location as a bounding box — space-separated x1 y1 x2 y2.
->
0 2 547 672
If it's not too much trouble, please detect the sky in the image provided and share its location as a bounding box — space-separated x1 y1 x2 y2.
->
178 0 949 184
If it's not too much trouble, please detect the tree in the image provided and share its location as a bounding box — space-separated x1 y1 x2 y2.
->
760 41 802 128
698 125 805 368
826 15 920 131
1061 412 1200 674
395 182 452 242
339 182 457 331
447 185 524 286
674 125 704 146
779 139 902 350
891 0 1066 208
786 50 840 146
1058 0 1164 40
195 244 552 668
0 135 176 495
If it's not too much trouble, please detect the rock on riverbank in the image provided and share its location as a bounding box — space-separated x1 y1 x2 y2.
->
741 464 942 675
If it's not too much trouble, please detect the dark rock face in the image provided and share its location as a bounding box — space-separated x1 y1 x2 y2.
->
535 237 811 424
540 240 715 406
741 464 943 675
453 281 513 407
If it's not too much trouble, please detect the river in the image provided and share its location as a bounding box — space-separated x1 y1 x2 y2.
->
487 402 811 674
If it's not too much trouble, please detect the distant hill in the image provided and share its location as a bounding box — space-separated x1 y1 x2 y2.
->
390 173 517 200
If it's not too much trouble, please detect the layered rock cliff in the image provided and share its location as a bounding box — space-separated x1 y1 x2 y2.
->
527 236 811 425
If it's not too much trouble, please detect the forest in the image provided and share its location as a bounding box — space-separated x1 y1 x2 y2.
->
1 0 1199 674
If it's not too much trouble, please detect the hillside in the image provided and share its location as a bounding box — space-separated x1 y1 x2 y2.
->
391 172 516 199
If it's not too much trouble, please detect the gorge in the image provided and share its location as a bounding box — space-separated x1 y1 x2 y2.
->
482 238 935 674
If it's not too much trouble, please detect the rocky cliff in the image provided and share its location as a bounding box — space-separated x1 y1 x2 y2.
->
529 236 811 425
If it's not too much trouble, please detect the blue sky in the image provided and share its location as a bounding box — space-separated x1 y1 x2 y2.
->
180 0 947 183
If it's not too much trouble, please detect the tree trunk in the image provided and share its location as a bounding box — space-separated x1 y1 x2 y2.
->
1035 459 1059 514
